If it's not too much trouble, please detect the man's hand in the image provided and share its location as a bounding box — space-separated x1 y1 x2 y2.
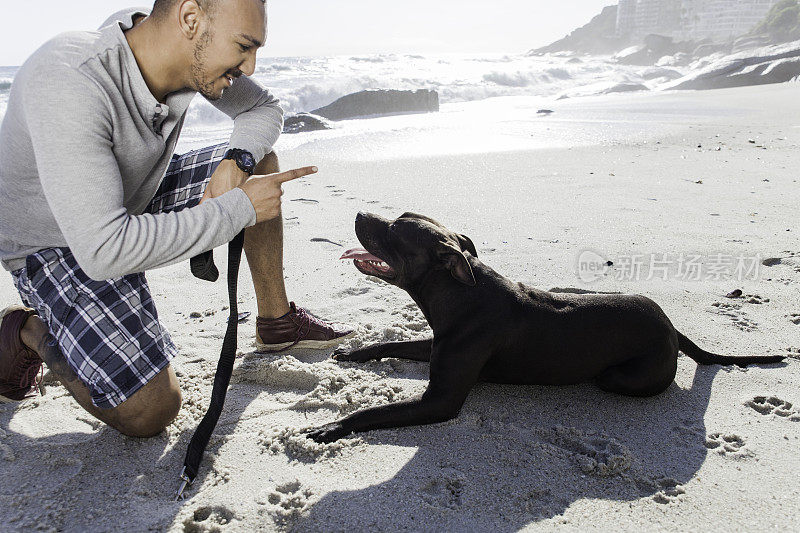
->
239 166 318 222
199 159 250 204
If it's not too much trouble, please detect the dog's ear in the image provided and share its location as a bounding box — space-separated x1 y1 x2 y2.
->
438 244 476 286
457 234 477 258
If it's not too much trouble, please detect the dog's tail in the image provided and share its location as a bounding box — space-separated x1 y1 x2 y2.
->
677 330 785 367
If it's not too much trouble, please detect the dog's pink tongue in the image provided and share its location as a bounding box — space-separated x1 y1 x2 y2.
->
340 247 383 261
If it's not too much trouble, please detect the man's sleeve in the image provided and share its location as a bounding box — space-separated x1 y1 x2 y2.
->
22 69 257 280
209 76 284 161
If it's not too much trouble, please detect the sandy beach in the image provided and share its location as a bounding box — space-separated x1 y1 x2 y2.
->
1 82 798 532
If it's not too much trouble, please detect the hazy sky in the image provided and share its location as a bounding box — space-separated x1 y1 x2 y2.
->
0 1 615 66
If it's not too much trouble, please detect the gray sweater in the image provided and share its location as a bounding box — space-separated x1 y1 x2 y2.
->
0 8 283 278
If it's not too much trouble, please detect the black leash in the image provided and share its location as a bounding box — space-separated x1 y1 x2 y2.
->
176 230 245 500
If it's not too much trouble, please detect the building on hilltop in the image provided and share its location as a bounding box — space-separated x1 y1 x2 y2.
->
617 0 780 41
681 0 780 41
617 0 682 37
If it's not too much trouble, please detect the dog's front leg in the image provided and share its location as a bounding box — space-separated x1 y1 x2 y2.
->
333 338 433 363
307 341 488 442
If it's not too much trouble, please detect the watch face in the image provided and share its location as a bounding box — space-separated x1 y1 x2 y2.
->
239 151 255 170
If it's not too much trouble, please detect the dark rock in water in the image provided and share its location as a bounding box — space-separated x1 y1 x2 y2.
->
282 113 332 134
664 39 800 90
537 109 554 115
601 83 649 94
311 89 439 121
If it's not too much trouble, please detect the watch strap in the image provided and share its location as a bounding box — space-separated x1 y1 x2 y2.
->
222 148 256 175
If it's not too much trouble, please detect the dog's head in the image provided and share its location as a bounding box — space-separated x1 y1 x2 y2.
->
341 212 478 289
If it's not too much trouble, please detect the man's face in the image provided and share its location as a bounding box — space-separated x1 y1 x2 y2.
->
190 0 267 100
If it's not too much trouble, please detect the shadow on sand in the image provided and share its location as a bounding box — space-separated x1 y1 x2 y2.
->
292 360 734 531
0 350 783 532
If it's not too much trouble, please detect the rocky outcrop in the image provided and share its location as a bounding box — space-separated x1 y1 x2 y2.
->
662 39 800 90
691 43 732 58
639 66 684 80
601 82 649 94
615 34 699 66
282 113 333 134
310 89 439 121
529 5 626 56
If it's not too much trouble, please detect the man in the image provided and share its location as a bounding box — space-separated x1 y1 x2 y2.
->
0 0 353 437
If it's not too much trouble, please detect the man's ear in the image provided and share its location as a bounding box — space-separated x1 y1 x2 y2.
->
178 0 203 39
457 234 478 258
438 244 476 286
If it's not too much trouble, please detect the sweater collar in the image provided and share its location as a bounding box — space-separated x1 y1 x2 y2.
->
102 10 195 127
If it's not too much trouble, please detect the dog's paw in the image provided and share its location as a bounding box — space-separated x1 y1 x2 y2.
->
303 422 350 443
332 347 378 363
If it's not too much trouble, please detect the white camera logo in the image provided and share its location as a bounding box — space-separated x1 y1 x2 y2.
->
576 250 610 283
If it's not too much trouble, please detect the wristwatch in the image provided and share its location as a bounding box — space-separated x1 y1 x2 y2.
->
222 148 256 175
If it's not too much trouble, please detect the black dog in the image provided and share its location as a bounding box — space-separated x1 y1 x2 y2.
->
305 212 784 443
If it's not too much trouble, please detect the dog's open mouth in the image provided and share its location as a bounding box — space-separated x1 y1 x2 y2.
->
340 248 396 279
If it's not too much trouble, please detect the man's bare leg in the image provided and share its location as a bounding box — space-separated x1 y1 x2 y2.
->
244 151 291 320
19 314 181 438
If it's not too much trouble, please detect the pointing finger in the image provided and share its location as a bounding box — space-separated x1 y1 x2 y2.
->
273 166 318 184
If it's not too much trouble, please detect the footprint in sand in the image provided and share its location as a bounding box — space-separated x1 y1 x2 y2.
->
745 396 800 420
672 420 705 442
232 356 321 392
762 252 800 274
338 286 371 297
259 425 356 461
787 313 800 325
741 294 770 305
652 478 686 505
420 469 466 509
519 488 560 517
705 433 750 457
183 506 235 533
537 426 633 476
265 480 314 523
710 301 757 331
390 304 429 333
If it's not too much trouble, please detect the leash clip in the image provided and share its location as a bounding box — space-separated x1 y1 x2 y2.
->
175 466 193 501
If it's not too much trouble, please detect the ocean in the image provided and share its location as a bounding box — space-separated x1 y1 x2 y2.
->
0 52 665 152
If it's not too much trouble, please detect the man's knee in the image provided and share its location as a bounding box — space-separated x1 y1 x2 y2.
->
119 388 181 438
110 366 182 438
255 150 279 174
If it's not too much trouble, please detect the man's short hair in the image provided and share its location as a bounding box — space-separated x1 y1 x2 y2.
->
151 0 214 20
151 0 265 20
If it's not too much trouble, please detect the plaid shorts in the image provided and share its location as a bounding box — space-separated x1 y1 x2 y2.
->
10 143 229 409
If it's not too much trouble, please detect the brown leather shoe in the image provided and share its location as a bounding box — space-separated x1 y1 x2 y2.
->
255 302 355 352
0 306 43 402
